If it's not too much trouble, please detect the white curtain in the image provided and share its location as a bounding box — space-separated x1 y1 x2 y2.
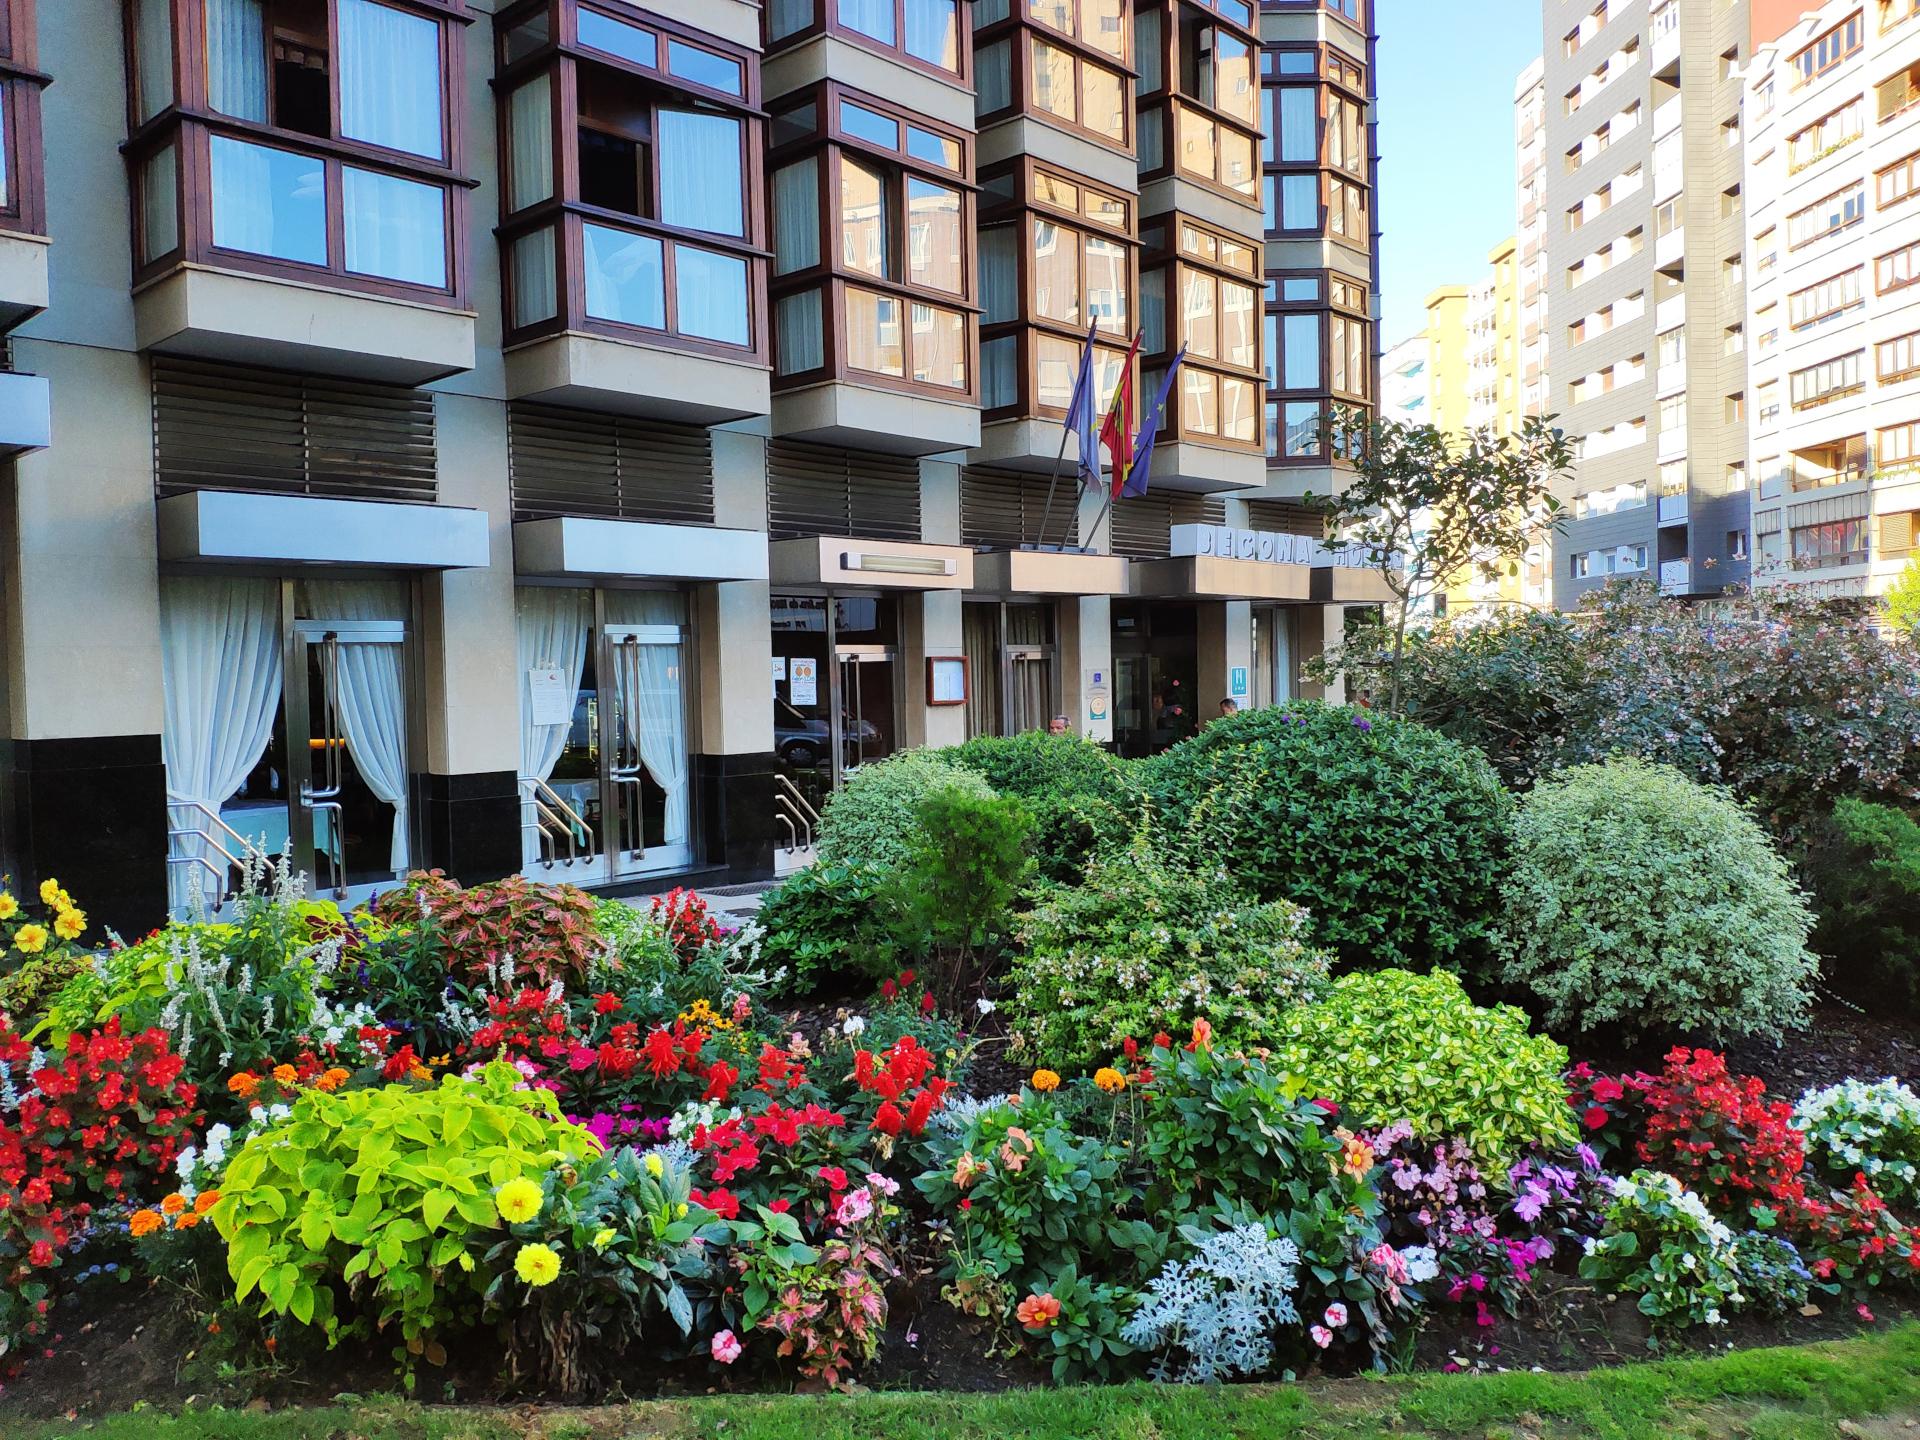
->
507 75 553 212
302 581 410 873
160 577 283 911
606 593 689 851
772 158 820 275
511 227 557 328
516 588 591 865
658 111 743 237
205 0 268 122
776 291 824 375
339 0 443 159
768 0 811 39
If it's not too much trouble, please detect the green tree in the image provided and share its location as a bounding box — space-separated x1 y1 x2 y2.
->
882 785 1034 1002
1887 554 1920 637
1310 406 1574 714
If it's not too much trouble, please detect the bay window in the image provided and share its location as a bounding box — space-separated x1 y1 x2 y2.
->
770 83 975 397
765 0 966 80
974 0 1130 148
496 2 764 357
1136 0 1261 201
1139 216 1262 448
1261 41 1371 249
1264 270 1369 463
978 158 1137 417
124 0 464 300
0 0 46 239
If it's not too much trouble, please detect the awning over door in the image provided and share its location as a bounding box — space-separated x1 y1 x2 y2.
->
514 516 768 582
158 490 489 569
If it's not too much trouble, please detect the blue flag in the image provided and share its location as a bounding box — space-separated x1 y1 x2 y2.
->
1064 323 1101 489
1123 348 1187 499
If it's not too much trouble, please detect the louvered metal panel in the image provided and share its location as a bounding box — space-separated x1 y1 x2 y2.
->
960 465 1080 548
1109 494 1225 559
767 440 920 542
509 403 715 525
1243 498 1325 537
153 357 437 503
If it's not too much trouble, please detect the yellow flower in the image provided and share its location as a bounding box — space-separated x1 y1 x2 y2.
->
1094 1068 1127 1094
495 1177 544 1225
52 908 86 941
1030 1069 1061 1093
592 1228 616 1250
644 1152 664 1178
514 1242 561 1287
13 924 48 955
674 1202 689 1220
0 893 18 920
38 879 67 909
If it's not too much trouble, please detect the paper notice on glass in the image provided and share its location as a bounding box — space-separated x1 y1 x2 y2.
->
527 666 574 728
790 657 819 706
772 656 788 683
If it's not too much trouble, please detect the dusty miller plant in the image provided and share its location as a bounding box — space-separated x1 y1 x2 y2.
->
1120 1222 1302 1383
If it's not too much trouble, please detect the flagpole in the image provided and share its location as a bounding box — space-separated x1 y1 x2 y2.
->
1032 420 1075 554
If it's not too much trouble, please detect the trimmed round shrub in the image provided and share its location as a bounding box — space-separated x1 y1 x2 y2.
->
1145 702 1513 970
943 731 1147 882
1008 841 1332 1066
1497 758 1818 1043
1271 968 1576 1166
815 749 994 872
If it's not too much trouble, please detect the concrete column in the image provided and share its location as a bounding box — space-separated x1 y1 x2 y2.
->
1297 604 1348 704
899 456 967 751
1195 599 1253 719
3 340 167 935
1058 595 1114 742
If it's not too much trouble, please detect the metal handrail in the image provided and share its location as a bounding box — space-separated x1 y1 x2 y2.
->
520 775 596 869
772 772 820 855
165 793 271 914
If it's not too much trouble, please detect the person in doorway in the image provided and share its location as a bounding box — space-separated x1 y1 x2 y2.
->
1218 697 1240 719
1047 715 1071 735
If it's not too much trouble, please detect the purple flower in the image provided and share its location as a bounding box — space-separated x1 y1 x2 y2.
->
1353 716 1373 730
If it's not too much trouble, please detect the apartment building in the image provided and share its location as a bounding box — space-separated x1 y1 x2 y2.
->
1421 284 1471 433
0 0 1384 936
1743 0 1920 602
1518 57 1552 422
1467 236 1522 435
1380 332 1427 424
1543 0 1754 607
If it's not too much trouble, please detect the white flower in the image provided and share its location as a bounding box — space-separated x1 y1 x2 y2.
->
976 998 996 1016
843 1016 867 1037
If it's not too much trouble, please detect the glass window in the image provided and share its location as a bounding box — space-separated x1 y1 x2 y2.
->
840 100 901 148
1084 0 1126 58
510 226 557 326
507 75 553 212
658 111 744 237
1081 58 1126 139
1215 33 1257 126
339 0 445 160
907 125 961 169
777 290 825 373
577 10 657 68
1033 40 1077 121
840 157 893 278
839 0 896 44
1222 377 1257 441
1277 86 1316 163
1034 220 1082 323
907 177 963 294
134 0 176 122
666 40 743 95
583 223 665 327
209 137 325 265
1282 312 1319 388
912 302 967 388
343 167 447 287
1282 400 1321 456
773 158 820 274
847 286 905 375
1183 269 1218 357
1220 280 1256 367
905 0 961 69
675 246 750 345
1280 174 1317 229
1183 368 1218 434
1086 234 1127 334
142 144 180 261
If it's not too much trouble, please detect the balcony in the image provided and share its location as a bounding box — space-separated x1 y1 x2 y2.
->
0 233 48 333
1657 425 1688 462
1656 295 1687 333
1655 225 1685 270
773 375 981 455
0 369 50 457
1659 558 1691 594
1657 492 1689 524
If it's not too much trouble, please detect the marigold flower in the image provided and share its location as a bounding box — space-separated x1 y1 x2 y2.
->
1015 1293 1062 1330
1094 1067 1126 1093
1030 1069 1061 1093
514 1242 561 1287
176 1212 200 1230
495 1176 544 1225
13 923 48 955
160 1193 188 1215
228 1073 259 1097
194 1190 220 1215
52 908 86 942
317 1068 351 1092
128 1209 164 1238
271 1064 298 1085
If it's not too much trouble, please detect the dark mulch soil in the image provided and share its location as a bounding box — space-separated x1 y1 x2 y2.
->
1567 1000 1917 1092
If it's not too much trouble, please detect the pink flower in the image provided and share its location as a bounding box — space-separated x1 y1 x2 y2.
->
1310 1325 1334 1349
1858 1304 1877 1322
1323 1303 1348 1328
866 1171 899 1197
567 1045 598 1072
710 1329 742 1364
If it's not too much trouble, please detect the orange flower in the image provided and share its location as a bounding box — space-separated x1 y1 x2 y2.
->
175 1213 200 1230
1094 1067 1126 1093
160 1193 188 1215
1016 1293 1062 1330
271 1064 298 1085
193 1190 221 1215
409 1064 433 1083
317 1067 351 1092
128 1209 164 1238
1029 1069 1061 1093
228 1072 259 1097
1189 1017 1214 1052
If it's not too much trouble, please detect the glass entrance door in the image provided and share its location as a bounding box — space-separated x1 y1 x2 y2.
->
287 618 410 903
601 619 692 878
833 647 897 785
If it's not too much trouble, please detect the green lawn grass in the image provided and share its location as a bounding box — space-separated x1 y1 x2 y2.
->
14 1324 1920 1440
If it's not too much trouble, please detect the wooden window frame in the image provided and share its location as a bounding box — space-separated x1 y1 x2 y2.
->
1878 329 1920 383
1788 266 1864 330
1261 0 1364 26
122 0 472 305
1261 41 1371 250
1138 214 1263 452
976 156 1141 423
1135 0 1262 205
1878 149 1920 208
494 0 768 363
763 0 971 85
0 0 47 237
1880 239 1920 293
768 79 978 402
1789 10 1863 86
974 11 1135 155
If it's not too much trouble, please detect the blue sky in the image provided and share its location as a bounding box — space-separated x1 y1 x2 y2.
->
1376 0 1546 345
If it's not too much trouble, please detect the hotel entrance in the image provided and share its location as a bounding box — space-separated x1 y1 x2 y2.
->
1110 600 1200 757
771 594 902 811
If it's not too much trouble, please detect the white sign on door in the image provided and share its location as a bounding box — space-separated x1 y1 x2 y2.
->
790 657 819 706
527 666 574 728
772 656 788 684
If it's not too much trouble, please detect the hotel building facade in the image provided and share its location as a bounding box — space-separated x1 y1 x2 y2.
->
0 0 1384 935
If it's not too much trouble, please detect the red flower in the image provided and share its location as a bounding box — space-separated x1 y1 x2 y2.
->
817 1166 849 1192
880 979 897 1001
871 1102 905 1136
921 992 936 1016
1121 1036 1139 1061
1152 1032 1172 1050
1583 1105 1609 1130
702 1061 739 1103
27 1240 54 1268
642 1027 684 1080
1590 1075 1624 1103
768 1198 793 1215
593 992 622 1015
692 1186 740 1221
904 1089 938 1137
